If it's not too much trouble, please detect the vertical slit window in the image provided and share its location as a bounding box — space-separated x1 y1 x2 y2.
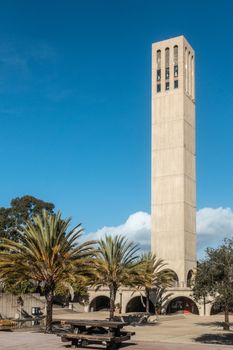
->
157 84 161 93
189 52 192 95
191 55 194 98
185 47 188 92
174 45 178 78
165 48 170 80
187 51 190 94
156 50 161 82
157 50 161 69
174 80 178 89
157 69 161 81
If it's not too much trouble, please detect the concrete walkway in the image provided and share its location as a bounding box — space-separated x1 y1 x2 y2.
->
1 332 233 350
1 311 233 349
53 310 233 345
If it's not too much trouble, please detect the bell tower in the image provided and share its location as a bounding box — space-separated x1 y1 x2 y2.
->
151 36 196 287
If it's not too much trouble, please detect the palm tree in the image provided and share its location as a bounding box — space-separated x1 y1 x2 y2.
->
136 252 175 313
94 235 140 320
0 210 95 333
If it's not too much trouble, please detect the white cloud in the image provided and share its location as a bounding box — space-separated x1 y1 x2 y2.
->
84 207 233 259
84 211 151 251
197 207 233 258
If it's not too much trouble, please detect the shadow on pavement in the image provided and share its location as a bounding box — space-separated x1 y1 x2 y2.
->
194 333 233 345
194 321 227 328
63 342 137 349
130 323 158 327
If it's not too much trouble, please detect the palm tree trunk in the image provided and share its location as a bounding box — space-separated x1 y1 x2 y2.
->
45 289 54 333
145 289 150 313
203 296 206 316
109 285 117 321
224 304 230 330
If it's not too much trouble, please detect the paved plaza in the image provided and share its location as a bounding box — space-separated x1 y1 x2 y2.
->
1 331 233 350
52 310 233 344
1 312 233 350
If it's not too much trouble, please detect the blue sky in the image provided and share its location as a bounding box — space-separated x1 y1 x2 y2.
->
0 0 233 255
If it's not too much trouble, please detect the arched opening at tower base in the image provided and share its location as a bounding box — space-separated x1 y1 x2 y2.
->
210 302 233 315
126 296 154 314
89 296 110 312
166 297 199 315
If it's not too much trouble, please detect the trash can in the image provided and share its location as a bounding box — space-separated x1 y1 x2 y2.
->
31 307 41 316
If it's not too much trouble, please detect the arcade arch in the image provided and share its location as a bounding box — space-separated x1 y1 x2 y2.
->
166 296 199 315
89 296 110 312
187 270 193 287
210 302 233 315
126 296 154 314
166 269 179 287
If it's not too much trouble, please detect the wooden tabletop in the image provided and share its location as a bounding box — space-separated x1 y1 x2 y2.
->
61 319 128 328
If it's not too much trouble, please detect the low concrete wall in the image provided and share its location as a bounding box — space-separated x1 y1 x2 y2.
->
0 293 45 319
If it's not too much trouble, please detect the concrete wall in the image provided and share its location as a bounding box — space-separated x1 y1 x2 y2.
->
0 293 45 319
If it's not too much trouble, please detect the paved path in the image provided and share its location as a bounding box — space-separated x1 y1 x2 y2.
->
133 342 233 350
2 312 233 349
53 311 233 344
1 332 233 350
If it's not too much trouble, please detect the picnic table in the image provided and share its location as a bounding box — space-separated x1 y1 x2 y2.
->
60 319 135 349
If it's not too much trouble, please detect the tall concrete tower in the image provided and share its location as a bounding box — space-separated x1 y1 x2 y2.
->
151 36 196 287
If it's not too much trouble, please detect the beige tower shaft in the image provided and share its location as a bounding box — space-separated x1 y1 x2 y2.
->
151 36 196 287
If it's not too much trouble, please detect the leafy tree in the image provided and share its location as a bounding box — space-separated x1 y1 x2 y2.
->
0 210 95 333
135 252 175 313
2 279 37 295
94 235 140 320
0 195 55 241
193 239 233 330
192 261 211 316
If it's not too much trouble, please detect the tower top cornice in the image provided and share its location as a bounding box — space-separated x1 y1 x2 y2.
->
152 35 194 54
